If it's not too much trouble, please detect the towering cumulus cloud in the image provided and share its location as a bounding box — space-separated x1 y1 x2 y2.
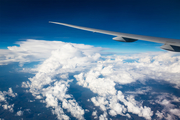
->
1 39 180 120
26 43 101 120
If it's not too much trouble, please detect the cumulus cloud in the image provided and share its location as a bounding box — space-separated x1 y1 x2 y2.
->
170 109 180 118
0 88 17 113
154 93 180 120
16 110 23 116
156 110 164 119
0 93 6 102
0 39 103 67
1 39 180 119
0 88 17 102
2 104 14 112
99 112 108 120
92 110 98 119
90 91 153 119
2 88 17 98
20 41 103 120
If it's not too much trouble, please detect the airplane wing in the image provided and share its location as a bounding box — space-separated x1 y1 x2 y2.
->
49 21 180 52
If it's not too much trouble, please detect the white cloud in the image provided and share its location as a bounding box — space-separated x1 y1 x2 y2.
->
3 88 17 97
62 99 84 119
154 93 180 119
76 66 153 119
74 59 154 119
91 97 108 111
0 39 103 67
21 81 30 88
1 40 180 119
99 112 108 120
0 88 17 102
0 88 17 114
21 41 103 120
155 110 164 119
170 109 180 118
35 95 43 99
0 92 6 102
92 110 98 119
2 104 14 112
16 110 23 116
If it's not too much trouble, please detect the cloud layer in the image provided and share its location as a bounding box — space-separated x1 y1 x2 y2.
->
1 39 180 120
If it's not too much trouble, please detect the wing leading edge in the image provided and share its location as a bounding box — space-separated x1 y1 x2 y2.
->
49 21 180 52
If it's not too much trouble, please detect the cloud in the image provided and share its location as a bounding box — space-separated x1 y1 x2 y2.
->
20 41 103 119
0 93 6 102
125 87 152 95
90 91 153 119
2 88 17 98
92 110 98 119
170 109 180 118
154 93 180 120
1 39 180 119
16 110 23 116
1 104 14 112
0 88 17 102
99 112 108 120
156 111 164 119
0 39 103 67
26 40 154 119
0 88 17 113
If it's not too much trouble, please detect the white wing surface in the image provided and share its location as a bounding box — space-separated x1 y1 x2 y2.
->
49 21 180 52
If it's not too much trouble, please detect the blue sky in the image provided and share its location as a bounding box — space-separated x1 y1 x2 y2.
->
0 0 180 52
